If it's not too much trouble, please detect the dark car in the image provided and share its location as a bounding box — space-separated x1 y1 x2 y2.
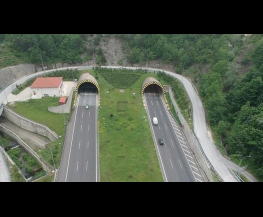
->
158 139 164 145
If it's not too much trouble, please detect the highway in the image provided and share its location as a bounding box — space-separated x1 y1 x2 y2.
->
145 92 203 182
1 65 250 182
56 93 98 182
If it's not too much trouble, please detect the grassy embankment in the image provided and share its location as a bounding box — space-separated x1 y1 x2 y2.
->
5 68 191 182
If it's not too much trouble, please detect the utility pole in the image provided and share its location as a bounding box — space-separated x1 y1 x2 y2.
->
40 51 45 71
3 89 8 104
46 145 55 171
146 50 148 68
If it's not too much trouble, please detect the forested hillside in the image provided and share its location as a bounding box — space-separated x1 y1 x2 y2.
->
0 34 263 180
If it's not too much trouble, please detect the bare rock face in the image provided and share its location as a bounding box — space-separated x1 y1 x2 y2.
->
99 37 128 66
0 64 39 88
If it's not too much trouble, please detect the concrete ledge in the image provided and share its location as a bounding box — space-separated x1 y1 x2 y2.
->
2 106 58 141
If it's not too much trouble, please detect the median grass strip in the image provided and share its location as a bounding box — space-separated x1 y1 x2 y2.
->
6 68 176 182
91 69 166 182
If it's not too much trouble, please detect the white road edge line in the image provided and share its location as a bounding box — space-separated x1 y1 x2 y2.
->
169 159 173 169
65 96 79 182
178 159 183 169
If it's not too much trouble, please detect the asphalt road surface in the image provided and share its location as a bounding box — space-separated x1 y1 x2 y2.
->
56 93 98 182
146 68 237 182
101 66 240 181
145 92 203 182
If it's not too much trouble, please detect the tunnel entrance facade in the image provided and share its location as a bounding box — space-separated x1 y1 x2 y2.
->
141 77 165 94
74 72 100 107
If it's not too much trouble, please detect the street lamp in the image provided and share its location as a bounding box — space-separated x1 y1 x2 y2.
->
3 89 8 104
40 51 45 71
46 145 55 172
237 155 251 175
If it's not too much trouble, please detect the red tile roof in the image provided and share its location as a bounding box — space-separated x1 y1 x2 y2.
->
31 77 63 88
59 96 67 104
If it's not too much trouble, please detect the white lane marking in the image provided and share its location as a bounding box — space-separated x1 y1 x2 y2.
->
189 164 199 171
192 170 202 177
88 125 90 131
165 124 168 130
176 132 182 136
177 135 185 140
95 94 98 182
81 125 82 131
178 159 183 169
151 100 153 105
178 139 186 144
87 141 89 149
158 125 161 130
145 95 168 182
171 140 174 147
180 143 188 149
82 112 83 117
187 159 196 165
86 161 88 171
157 101 159 105
182 148 191 154
76 161 79 171
185 153 193 159
154 111 156 116
169 159 173 169
89 112 90 117
160 111 163 116
79 141 81 149
173 126 181 132
195 178 203 182
65 96 79 182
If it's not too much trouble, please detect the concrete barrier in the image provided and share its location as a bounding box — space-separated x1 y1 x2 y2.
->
0 124 53 174
48 87 75 114
2 106 58 141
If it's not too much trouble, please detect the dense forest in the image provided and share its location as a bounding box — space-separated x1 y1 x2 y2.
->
0 34 263 180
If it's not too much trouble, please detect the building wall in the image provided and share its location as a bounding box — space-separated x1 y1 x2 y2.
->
32 87 60 98
31 81 68 99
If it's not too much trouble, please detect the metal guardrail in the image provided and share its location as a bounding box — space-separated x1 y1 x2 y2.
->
0 64 235 182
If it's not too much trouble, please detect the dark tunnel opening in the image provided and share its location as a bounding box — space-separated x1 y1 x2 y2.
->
78 82 98 94
143 84 163 94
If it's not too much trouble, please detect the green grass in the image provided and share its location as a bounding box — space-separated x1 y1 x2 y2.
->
34 173 54 182
90 69 164 182
5 68 193 182
211 169 223 182
9 164 26 182
100 73 141 89
7 97 70 170
8 97 68 136
0 44 23 69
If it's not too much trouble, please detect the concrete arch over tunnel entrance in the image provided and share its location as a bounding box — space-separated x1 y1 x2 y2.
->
141 77 165 94
74 72 100 106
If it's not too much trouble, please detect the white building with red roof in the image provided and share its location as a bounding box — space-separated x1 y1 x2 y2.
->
30 77 68 99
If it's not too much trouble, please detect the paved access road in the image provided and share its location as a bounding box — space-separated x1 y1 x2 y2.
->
100 66 239 182
56 93 98 182
0 149 11 182
145 93 203 182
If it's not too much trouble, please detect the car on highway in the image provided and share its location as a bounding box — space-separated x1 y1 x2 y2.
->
85 104 89 109
152 117 158 125
158 139 164 145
